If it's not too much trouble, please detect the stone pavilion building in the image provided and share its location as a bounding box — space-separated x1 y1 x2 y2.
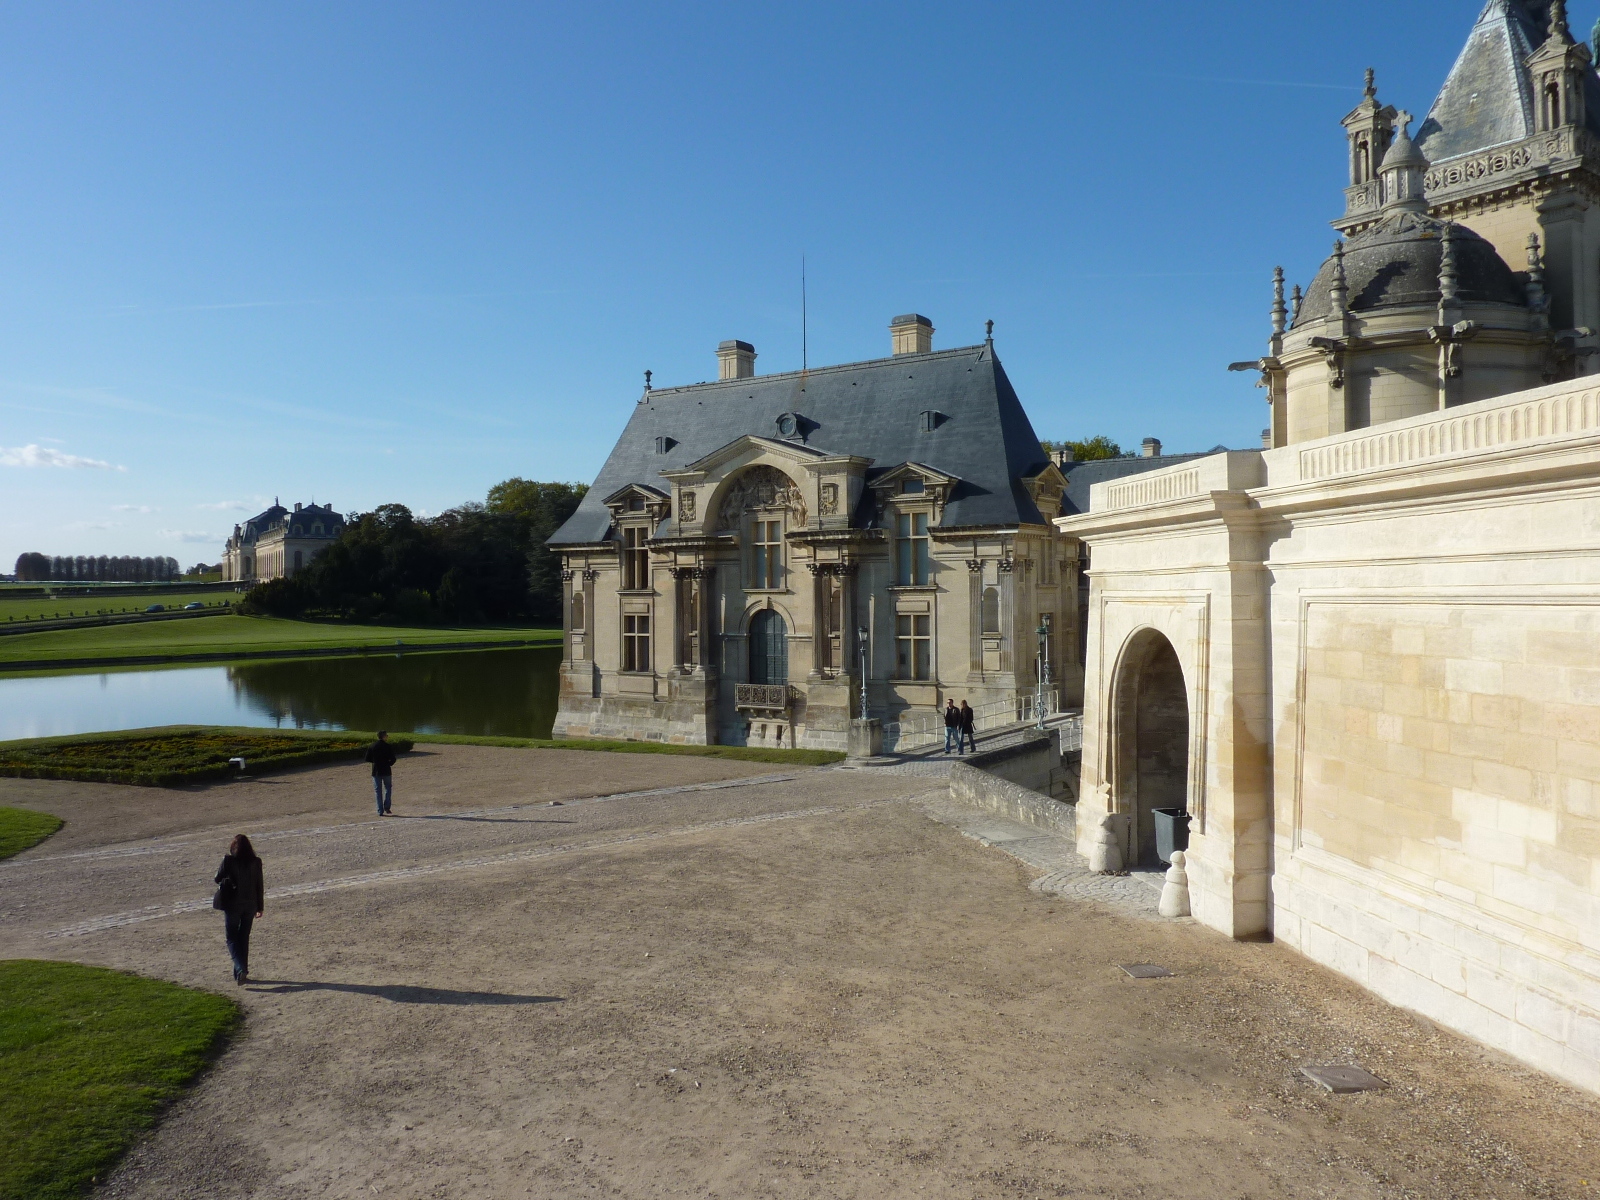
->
222 500 345 583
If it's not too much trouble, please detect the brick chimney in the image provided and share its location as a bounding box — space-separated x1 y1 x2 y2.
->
717 340 756 380
890 314 933 356
1141 438 1162 458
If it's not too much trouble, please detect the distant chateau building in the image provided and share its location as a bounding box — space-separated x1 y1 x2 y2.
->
1066 0 1600 1095
549 317 1090 751
222 500 344 582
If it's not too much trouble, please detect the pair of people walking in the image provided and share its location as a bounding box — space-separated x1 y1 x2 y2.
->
943 699 977 755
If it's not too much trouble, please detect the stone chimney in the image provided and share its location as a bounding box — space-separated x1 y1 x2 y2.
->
1141 438 1162 458
293 501 302 512
1261 428 1273 449
1050 447 1074 467
890 314 933 356
717 340 756 380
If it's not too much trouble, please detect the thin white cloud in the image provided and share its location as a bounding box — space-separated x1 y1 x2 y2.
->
196 500 249 511
112 504 157 513
0 443 125 470
68 520 121 531
160 529 216 543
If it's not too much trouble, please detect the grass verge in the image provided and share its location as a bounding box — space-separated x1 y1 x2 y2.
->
0 725 844 777
0 960 238 1200
0 808 63 859
0 728 414 787
0 615 561 667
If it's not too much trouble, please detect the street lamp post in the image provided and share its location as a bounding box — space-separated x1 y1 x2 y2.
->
1035 615 1052 730
857 626 870 722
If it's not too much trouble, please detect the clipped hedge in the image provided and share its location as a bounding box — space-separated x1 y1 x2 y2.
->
0 728 413 787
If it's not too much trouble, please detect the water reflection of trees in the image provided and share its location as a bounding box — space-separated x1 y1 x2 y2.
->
226 648 562 738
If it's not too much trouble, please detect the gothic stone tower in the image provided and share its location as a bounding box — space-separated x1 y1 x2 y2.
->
1336 1 1600 345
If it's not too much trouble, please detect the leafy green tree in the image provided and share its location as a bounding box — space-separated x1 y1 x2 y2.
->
484 478 588 623
1040 436 1125 462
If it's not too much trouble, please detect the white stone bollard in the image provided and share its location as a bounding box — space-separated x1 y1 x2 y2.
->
1087 813 1123 874
1159 850 1191 918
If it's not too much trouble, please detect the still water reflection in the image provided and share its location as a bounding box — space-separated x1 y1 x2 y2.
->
0 647 562 742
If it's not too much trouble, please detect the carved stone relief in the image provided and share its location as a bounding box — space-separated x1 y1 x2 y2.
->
820 482 839 516
680 491 696 522
716 465 807 530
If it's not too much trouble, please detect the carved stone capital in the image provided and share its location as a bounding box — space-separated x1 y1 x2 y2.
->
965 559 984 573
560 569 574 582
581 569 599 583
997 558 1016 574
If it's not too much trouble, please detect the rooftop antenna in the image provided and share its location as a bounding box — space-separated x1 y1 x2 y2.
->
801 254 808 372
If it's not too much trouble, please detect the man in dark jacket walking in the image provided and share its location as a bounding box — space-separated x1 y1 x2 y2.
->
943 699 960 754
365 730 397 815
958 699 977 755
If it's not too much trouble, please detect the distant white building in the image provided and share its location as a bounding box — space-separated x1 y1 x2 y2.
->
222 500 344 582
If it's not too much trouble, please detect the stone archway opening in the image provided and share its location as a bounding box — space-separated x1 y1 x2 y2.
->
1110 628 1189 867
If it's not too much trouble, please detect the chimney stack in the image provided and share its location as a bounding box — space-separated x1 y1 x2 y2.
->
1050 447 1074 467
1261 428 1273 449
890 313 933 356
716 340 756 381
1141 438 1162 458
294 501 302 512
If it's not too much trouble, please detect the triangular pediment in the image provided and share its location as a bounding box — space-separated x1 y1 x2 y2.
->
668 434 831 479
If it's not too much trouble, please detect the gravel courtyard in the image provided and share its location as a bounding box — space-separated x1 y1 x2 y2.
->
1 744 1595 1199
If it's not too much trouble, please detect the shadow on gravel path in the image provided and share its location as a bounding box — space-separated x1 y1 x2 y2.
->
247 980 563 1005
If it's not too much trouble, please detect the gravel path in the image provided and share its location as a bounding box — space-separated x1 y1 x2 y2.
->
1 744 1595 1199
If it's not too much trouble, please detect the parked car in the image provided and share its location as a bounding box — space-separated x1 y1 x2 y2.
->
145 604 165 613
183 602 203 610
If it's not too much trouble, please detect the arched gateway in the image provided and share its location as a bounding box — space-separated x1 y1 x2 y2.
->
1109 628 1189 866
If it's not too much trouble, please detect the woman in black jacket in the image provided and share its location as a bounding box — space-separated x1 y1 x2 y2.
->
215 834 265 985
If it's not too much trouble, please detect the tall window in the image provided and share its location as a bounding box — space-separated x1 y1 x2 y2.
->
981 587 1000 634
292 550 303 573
570 591 585 631
895 512 930 585
622 526 650 590
623 613 651 672
751 519 782 589
895 614 931 680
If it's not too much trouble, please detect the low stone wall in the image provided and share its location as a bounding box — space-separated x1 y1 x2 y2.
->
948 761 1076 840
966 731 1059 793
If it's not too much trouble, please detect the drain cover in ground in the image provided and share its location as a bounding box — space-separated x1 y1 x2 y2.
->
1117 963 1173 979
1300 1064 1387 1093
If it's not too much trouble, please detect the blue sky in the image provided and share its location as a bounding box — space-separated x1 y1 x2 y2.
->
0 1 1581 566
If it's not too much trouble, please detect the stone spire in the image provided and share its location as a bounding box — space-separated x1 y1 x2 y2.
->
1329 240 1349 318
1291 285 1303 323
1438 224 1462 324
1271 267 1287 336
1335 67 1398 235
1529 0 1591 132
1526 232 1550 328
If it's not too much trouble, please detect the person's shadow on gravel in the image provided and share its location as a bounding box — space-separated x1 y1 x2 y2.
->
247 981 563 1005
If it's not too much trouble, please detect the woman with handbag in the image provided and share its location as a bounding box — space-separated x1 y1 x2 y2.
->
213 834 265 985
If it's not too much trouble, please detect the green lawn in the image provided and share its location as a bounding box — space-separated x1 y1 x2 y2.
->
0 591 234 624
0 808 62 859
0 615 561 666
0 960 238 1200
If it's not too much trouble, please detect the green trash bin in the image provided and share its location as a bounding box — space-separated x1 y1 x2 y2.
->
1153 808 1190 865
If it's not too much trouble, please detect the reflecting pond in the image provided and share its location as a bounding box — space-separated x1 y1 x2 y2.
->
0 646 563 742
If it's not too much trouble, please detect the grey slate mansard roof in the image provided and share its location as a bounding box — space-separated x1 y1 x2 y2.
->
1418 0 1600 162
548 343 1055 547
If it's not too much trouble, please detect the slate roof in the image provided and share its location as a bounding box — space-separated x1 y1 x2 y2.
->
1418 1 1600 162
549 344 1055 546
1297 211 1526 325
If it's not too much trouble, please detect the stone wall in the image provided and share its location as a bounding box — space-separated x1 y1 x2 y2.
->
948 760 1076 840
1061 376 1600 1095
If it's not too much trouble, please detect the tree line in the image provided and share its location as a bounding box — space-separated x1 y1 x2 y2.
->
13 553 181 582
240 478 586 625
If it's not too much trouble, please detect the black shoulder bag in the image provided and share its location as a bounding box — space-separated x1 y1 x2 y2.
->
212 863 238 911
